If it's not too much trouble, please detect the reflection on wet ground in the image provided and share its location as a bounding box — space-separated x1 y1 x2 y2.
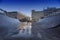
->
12 22 32 38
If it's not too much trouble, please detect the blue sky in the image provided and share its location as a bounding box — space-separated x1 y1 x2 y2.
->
0 0 60 17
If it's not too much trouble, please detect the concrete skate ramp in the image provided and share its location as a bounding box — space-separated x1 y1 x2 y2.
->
37 15 60 29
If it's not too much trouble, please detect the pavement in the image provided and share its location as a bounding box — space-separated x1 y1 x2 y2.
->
32 16 60 40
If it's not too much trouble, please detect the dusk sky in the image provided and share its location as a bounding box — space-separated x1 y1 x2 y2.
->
0 0 60 17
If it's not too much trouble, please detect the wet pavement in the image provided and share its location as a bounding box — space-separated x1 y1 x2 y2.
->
12 22 33 38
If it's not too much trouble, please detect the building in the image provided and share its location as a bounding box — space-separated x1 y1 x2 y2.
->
32 10 44 21
6 11 18 19
32 7 60 21
43 7 60 17
0 8 7 15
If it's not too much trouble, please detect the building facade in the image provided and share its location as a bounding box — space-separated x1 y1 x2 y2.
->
32 7 60 21
32 10 44 21
43 7 60 17
6 11 18 19
0 8 7 15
